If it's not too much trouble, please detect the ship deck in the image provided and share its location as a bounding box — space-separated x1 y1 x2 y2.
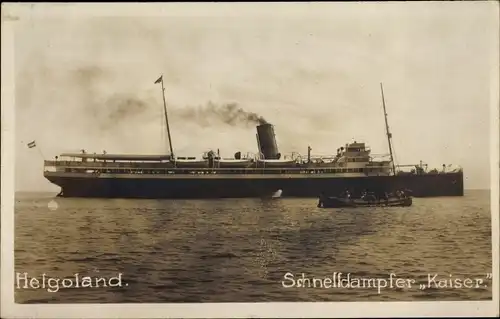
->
43 160 462 177
45 164 367 175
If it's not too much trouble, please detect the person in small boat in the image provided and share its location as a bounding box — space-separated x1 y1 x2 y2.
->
376 190 385 203
345 190 351 200
361 190 377 202
318 192 325 207
394 190 407 199
384 192 389 205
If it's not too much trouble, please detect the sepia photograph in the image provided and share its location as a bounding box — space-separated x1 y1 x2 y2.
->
1 2 499 318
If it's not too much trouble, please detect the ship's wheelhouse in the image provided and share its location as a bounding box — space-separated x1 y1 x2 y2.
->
332 141 392 176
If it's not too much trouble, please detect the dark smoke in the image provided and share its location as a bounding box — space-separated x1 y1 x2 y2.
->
92 94 154 131
70 67 153 131
69 68 267 130
105 95 149 121
73 66 105 85
174 101 268 128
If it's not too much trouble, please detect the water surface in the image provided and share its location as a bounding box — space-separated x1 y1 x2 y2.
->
14 190 492 303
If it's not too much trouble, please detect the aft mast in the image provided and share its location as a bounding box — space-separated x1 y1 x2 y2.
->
155 75 175 158
380 83 396 176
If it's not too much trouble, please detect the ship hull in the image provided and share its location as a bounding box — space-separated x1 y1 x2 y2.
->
45 171 464 199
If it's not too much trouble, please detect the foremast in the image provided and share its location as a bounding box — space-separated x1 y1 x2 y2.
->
380 83 396 176
155 75 175 158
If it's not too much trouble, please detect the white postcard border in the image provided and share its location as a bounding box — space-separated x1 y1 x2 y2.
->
1 2 499 318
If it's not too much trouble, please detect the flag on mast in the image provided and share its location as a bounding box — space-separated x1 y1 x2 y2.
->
27 141 36 149
154 75 163 84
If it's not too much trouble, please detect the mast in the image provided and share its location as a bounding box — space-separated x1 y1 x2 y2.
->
380 83 396 176
155 75 174 158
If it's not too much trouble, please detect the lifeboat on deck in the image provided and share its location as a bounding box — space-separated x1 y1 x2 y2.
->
174 157 209 168
257 159 296 168
215 158 254 168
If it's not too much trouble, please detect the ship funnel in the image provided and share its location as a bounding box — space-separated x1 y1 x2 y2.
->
256 123 280 159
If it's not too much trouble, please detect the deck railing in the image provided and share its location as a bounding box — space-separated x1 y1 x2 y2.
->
44 160 372 175
44 159 461 176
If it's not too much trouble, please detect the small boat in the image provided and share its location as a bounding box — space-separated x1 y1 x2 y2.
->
317 194 412 208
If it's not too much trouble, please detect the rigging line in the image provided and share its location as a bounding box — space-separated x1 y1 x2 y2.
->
392 142 399 171
37 147 46 161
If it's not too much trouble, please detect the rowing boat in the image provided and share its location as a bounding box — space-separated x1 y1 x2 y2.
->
317 195 412 208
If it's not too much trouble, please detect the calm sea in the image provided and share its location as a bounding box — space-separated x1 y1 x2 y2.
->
14 190 492 303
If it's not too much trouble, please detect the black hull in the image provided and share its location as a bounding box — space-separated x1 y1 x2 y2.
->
44 172 464 199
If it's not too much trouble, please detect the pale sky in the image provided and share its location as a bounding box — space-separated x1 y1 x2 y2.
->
9 2 498 191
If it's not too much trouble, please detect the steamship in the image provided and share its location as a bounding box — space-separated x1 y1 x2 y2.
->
42 79 464 199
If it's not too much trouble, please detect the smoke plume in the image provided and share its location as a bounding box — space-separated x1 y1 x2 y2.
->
64 68 268 131
173 101 267 127
99 95 150 129
67 67 154 131
67 68 268 131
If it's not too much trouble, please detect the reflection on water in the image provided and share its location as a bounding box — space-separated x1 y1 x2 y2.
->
14 190 492 302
